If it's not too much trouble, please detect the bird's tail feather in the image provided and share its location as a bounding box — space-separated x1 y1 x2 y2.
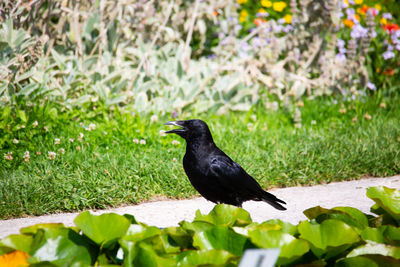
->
260 191 286 210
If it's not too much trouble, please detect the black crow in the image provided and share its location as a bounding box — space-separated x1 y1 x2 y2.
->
164 119 286 210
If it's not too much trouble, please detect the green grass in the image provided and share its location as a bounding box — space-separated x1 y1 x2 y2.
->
1 95 400 219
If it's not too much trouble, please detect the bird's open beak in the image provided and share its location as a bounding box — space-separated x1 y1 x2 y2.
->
164 121 185 134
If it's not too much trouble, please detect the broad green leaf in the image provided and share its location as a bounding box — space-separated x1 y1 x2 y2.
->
177 249 236 267
162 227 192 249
336 255 400 267
194 204 252 227
367 186 400 223
298 219 360 259
304 206 368 231
262 219 298 235
133 243 176 267
20 223 65 235
0 234 33 255
361 227 386 243
179 221 214 234
193 226 250 256
347 242 400 259
248 229 309 265
74 211 130 248
29 227 93 265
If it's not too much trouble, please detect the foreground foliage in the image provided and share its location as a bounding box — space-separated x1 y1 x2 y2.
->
0 186 399 266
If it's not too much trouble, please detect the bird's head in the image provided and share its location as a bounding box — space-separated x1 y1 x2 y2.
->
164 119 213 142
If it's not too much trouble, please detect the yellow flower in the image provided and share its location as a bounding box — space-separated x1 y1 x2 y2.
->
283 14 292 24
354 14 360 21
237 0 247 4
261 0 272 8
0 250 29 267
239 10 248 22
343 19 354 28
258 8 267 14
374 4 381 10
273 1 287 12
380 17 387 25
355 0 363 4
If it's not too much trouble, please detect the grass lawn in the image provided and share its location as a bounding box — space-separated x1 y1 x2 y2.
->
1 95 399 219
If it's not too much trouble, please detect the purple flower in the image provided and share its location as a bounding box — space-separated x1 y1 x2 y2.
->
252 37 262 48
240 41 250 51
171 111 178 118
256 12 269 18
337 39 345 48
278 18 285 24
382 13 392 20
336 53 346 62
283 25 294 33
392 30 400 39
396 44 400 51
207 54 216 59
346 8 355 17
348 0 355 5
351 24 368 39
366 82 376 90
382 50 395 60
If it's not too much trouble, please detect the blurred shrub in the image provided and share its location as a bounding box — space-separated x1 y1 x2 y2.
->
0 0 399 119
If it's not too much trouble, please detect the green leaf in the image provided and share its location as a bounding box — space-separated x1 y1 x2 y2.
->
347 242 400 259
29 227 93 265
177 249 237 267
367 186 400 223
262 219 298 235
194 204 252 227
336 255 400 267
193 226 250 256
0 234 33 255
133 243 176 267
248 229 309 265
17 110 27 123
304 206 368 231
179 221 215 234
298 219 360 259
74 211 131 248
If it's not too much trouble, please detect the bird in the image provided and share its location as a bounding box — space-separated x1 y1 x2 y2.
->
164 119 286 210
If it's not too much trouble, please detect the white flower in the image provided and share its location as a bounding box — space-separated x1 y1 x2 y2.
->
89 123 96 131
13 139 19 144
78 133 84 142
21 125 25 129
172 140 180 145
250 115 257 122
58 148 65 154
54 138 61 145
69 138 75 143
294 123 302 129
23 151 30 162
247 123 254 131
311 120 317 125
159 130 166 137
133 139 139 144
150 115 158 123
140 139 146 145
48 151 56 160
43 126 49 132
32 121 38 127
173 157 177 162
4 152 13 161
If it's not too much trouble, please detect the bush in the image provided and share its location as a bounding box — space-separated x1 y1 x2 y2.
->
0 186 399 266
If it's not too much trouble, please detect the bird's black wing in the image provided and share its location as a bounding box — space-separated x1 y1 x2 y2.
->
208 154 263 197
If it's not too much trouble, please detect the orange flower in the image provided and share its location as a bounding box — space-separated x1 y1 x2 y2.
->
0 250 30 267
382 68 395 76
357 4 369 15
213 10 218 16
343 19 354 28
382 23 399 33
254 18 265 26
